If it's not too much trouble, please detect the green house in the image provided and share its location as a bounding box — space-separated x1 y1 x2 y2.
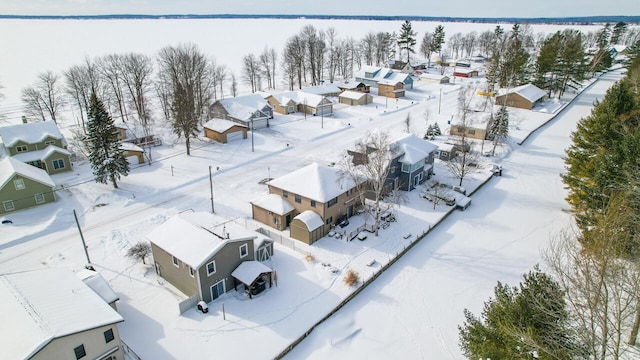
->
0 121 72 175
0 157 56 214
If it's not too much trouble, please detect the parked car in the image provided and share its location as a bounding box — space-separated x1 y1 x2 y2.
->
197 301 209 313
251 278 266 295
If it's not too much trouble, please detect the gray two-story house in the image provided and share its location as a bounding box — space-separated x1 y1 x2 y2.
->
148 212 274 303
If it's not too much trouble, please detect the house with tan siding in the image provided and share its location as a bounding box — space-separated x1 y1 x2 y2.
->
203 118 248 143
148 212 274 303
253 163 362 244
495 83 547 110
338 91 374 106
209 94 273 129
0 268 124 360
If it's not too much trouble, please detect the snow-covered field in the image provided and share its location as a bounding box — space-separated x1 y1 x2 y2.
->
0 17 624 360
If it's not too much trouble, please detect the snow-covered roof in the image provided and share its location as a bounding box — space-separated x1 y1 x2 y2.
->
378 79 403 86
333 80 365 90
498 83 547 103
147 212 257 269
275 91 330 107
0 156 55 189
394 134 437 164
204 118 247 132
217 94 271 121
119 142 144 152
355 66 411 85
77 269 119 304
252 193 295 215
0 120 65 147
0 268 124 359
293 210 324 231
436 142 455 151
302 84 341 96
11 145 71 163
268 162 357 203
231 261 273 285
418 73 449 81
453 68 477 74
339 90 369 100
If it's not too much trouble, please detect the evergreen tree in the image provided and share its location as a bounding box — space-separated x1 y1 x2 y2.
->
397 20 417 64
433 122 442 136
535 31 563 96
610 21 628 45
424 124 434 140
459 266 582 360
490 104 509 156
87 92 129 189
430 25 446 59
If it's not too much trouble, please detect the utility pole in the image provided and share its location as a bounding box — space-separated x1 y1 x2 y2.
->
438 87 442 114
73 209 91 264
250 113 255 153
321 95 325 129
209 165 215 213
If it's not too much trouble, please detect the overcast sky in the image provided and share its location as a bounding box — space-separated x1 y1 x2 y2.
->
0 0 637 18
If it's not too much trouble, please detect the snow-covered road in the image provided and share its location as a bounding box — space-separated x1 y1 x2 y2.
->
284 70 624 359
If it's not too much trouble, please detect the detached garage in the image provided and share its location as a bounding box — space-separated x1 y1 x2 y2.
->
120 142 145 164
339 91 374 106
290 210 324 245
204 119 248 144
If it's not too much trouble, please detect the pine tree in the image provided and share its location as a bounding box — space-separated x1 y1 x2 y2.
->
459 266 582 360
490 104 509 156
430 25 446 60
87 92 129 188
424 124 434 140
397 20 417 64
433 122 442 136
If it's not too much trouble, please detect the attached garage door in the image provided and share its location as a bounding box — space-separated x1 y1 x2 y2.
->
126 155 140 165
226 130 243 143
316 105 332 116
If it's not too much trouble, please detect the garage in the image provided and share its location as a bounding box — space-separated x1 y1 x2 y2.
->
204 119 248 144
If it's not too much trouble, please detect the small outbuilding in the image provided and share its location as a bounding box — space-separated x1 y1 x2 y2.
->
453 68 479 78
290 210 324 245
339 91 374 106
494 83 547 110
231 261 274 299
204 118 248 144
119 142 145 164
418 73 450 84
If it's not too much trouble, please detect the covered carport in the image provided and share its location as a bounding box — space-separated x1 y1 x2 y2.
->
231 261 274 299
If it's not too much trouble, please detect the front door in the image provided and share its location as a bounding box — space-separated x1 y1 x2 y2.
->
154 262 161 276
285 214 292 227
210 280 225 301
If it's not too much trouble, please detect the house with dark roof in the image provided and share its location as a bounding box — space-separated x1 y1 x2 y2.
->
0 157 56 214
0 120 72 175
0 268 124 360
334 80 370 93
209 94 273 129
148 212 274 303
252 163 362 244
354 66 413 90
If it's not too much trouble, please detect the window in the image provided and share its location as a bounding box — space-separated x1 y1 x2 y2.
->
294 194 301 203
346 189 352 196
206 261 216 276
45 140 55 145
35 193 45 204
288 106 295 113
389 166 396 174
104 328 115 343
310 200 316 207
325 216 333 225
52 159 65 169
189 267 195 277
172 256 179 267
14 179 25 190
239 243 248 258
457 126 465 134
467 129 476 135
401 163 410 173
282 190 288 198
16 145 28 153
327 197 338 207
74 344 86 359
3 201 14 212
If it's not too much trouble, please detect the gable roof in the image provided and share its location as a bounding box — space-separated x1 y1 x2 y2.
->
204 118 247 132
394 134 437 164
77 269 120 304
0 268 124 359
251 193 295 215
499 83 547 103
275 91 330 107
0 121 65 147
216 94 271 121
12 145 71 163
302 84 341 96
268 163 358 203
339 91 370 100
147 212 257 269
231 261 273 286
0 156 55 189
333 80 366 90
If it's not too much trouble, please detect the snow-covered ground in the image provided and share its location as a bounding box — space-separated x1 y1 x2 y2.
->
0 17 624 360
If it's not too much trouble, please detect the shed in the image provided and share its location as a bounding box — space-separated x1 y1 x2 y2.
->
418 73 450 84
119 142 145 164
290 210 324 245
453 68 479 78
495 83 547 110
204 118 248 143
339 91 373 106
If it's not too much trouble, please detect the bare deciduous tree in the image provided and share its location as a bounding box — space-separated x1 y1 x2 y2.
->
127 241 152 265
447 85 479 186
21 70 64 123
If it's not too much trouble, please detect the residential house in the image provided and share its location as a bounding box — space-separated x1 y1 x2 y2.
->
434 142 457 161
338 91 374 106
267 91 333 116
355 65 413 89
148 212 274 303
494 83 547 110
0 157 56 214
453 68 479 78
334 80 370 93
418 73 450 84
449 112 494 140
209 94 273 129
302 84 342 97
119 142 145 164
253 163 361 244
113 123 128 141
378 80 405 98
387 59 416 75
0 120 72 174
0 268 124 360
203 118 248 143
